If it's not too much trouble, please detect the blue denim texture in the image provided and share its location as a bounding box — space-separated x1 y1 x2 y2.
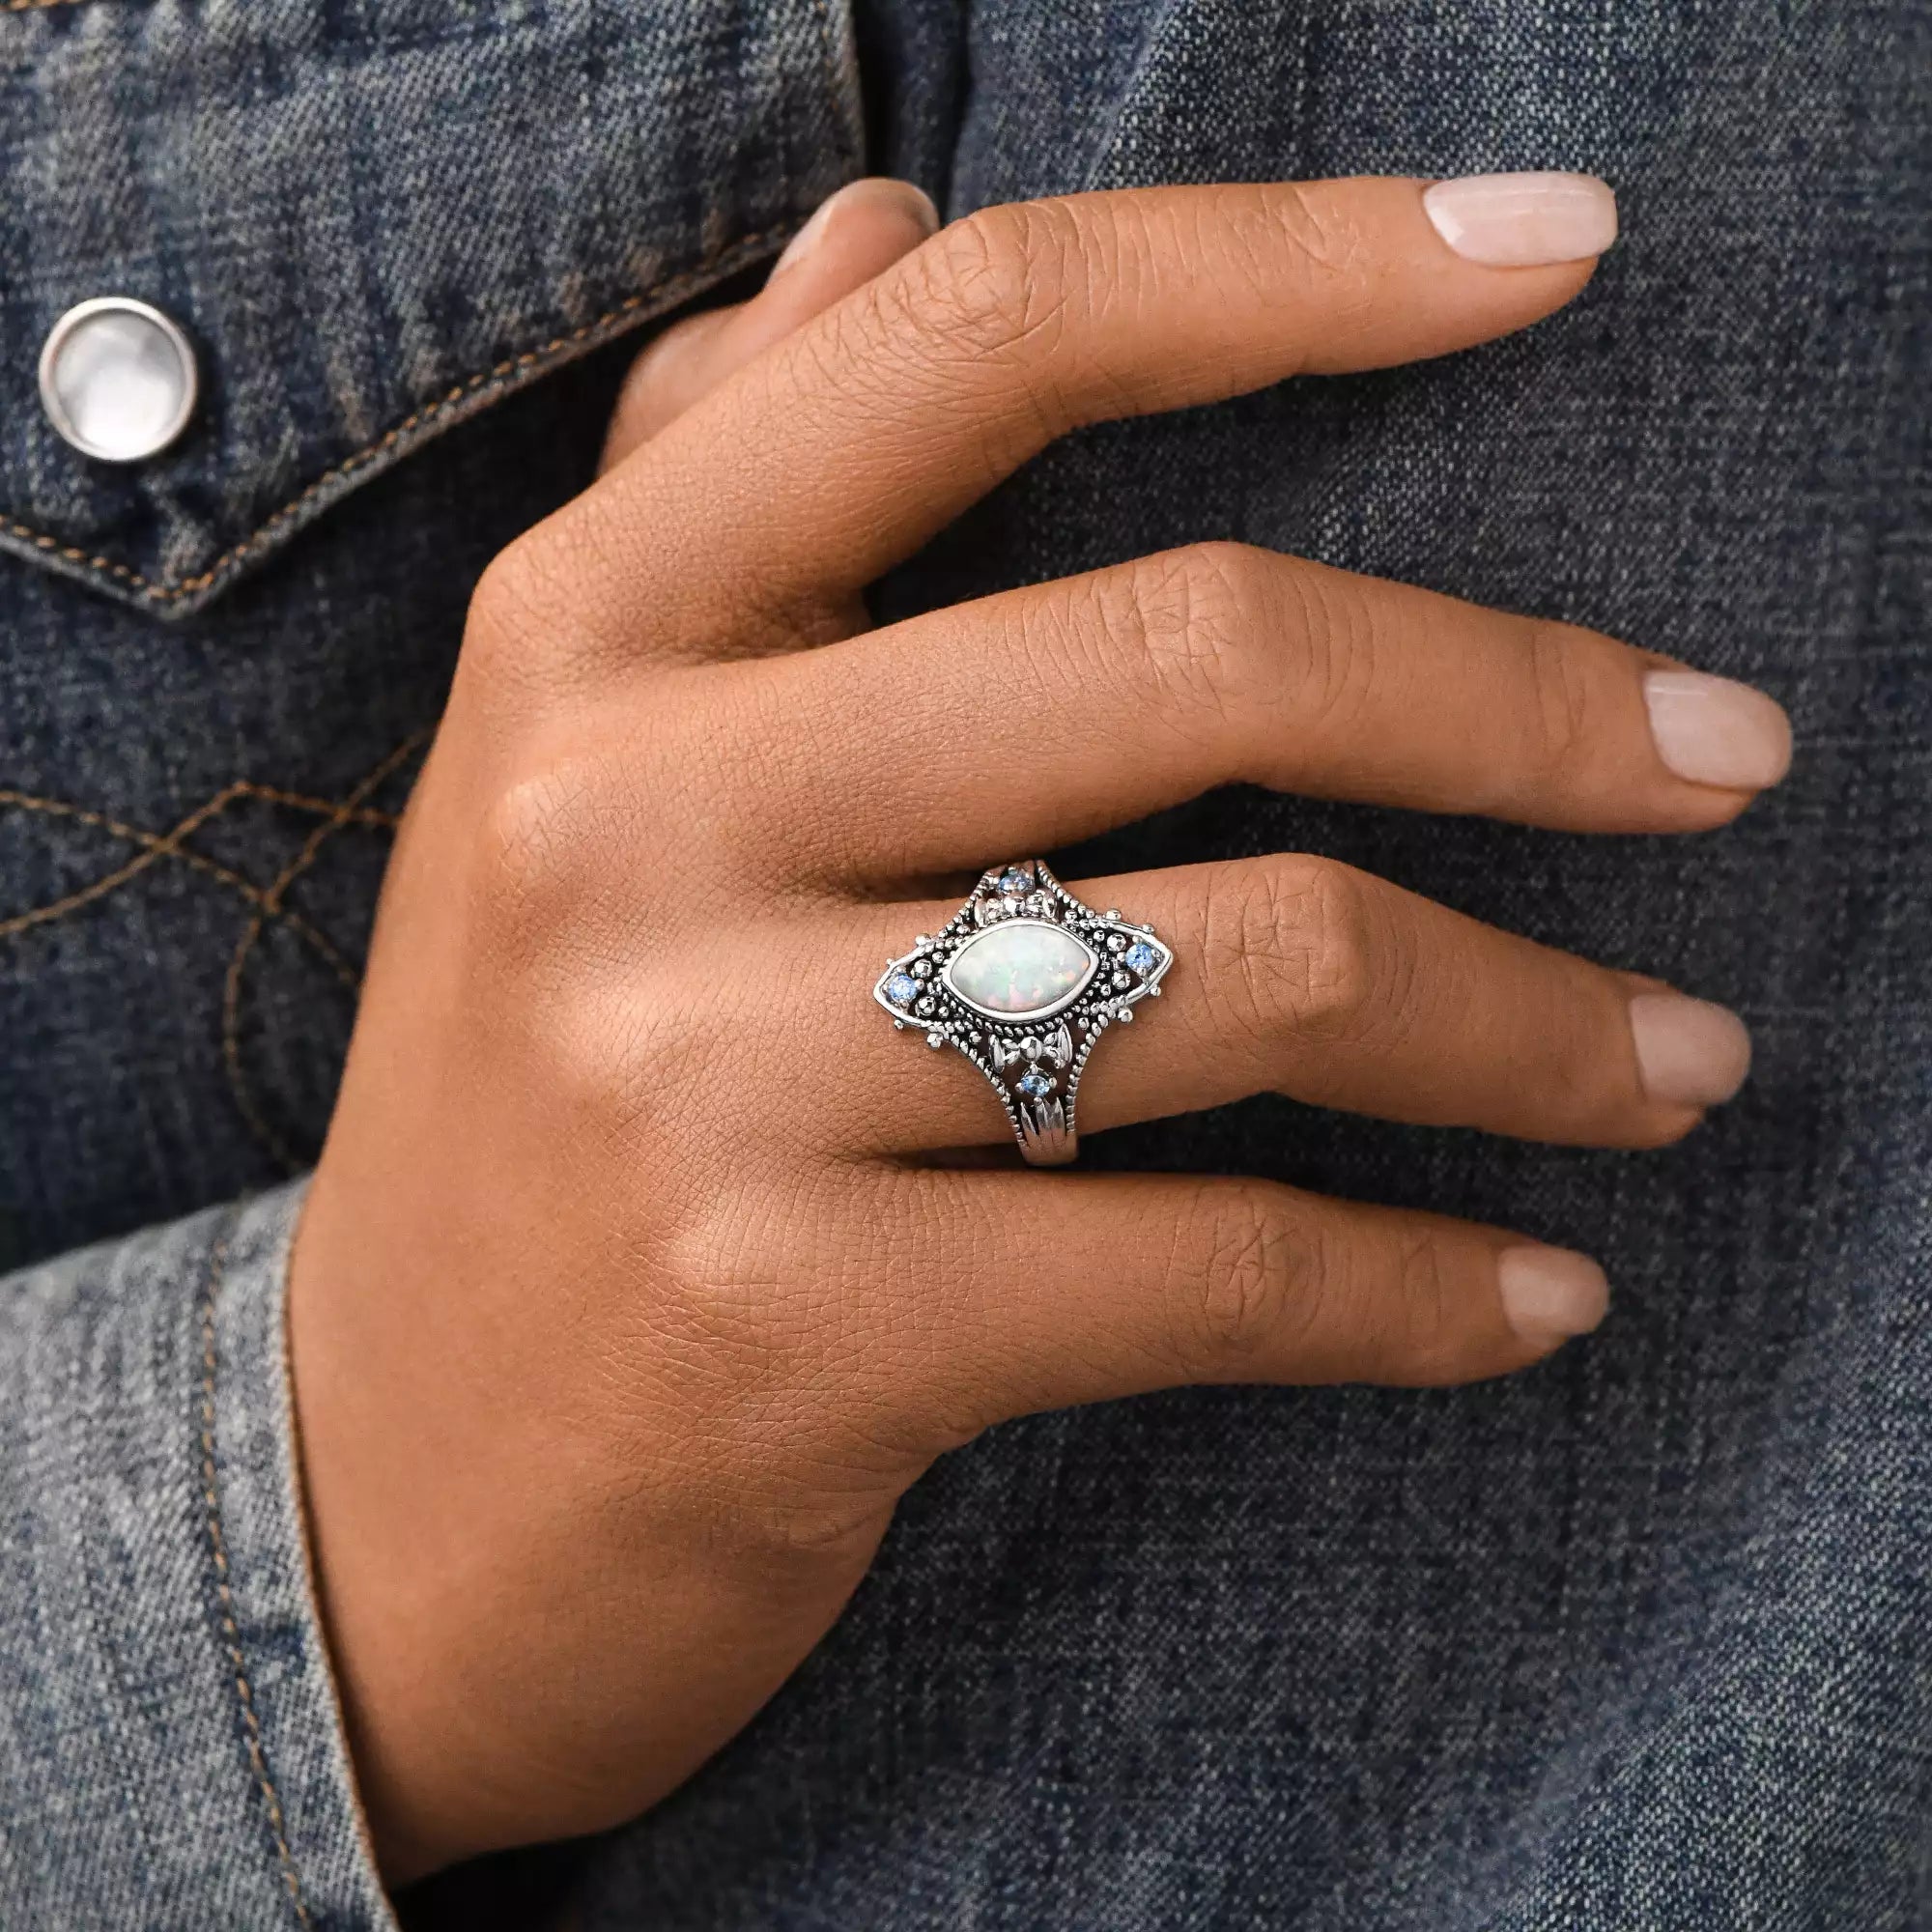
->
0 1185 390 1928
2 0 1928 1927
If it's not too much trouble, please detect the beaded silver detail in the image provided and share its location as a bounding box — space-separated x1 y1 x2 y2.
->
872 860 1172 1164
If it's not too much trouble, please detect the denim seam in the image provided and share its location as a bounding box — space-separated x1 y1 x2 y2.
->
0 734 422 1169
0 785 387 954
0 224 792 609
198 1219 315 1929
3 0 98 12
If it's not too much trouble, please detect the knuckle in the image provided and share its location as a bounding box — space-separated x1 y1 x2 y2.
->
470 497 685 689
478 752 626 940
466 527 613 705
484 943 723 1156
1202 854 1383 1052
467 534 555 671
894 199 1083 372
1254 1225 1461 1387
1105 547 1378 750
652 1195 798 1374
1117 542 1271 720
474 695 750 940
1170 537 1273 610
1184 1208 1489 1391
1183 1190 1320 1371
548 982 683 1141
619 1173 834 1406
1273 856 1383 1041
644 1176 926 1471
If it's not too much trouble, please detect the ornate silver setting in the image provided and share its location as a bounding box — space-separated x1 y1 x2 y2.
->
873 860 1172 1165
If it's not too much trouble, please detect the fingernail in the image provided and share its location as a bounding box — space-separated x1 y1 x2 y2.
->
1643 668 1793 790
1629 992 1753 1108
1498 1245 1609 1345
772 178 940 278
1422 171 1618 267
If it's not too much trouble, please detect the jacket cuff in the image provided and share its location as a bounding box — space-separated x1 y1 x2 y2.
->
0 1182 398 1931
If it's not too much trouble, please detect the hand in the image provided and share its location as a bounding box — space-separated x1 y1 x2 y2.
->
289 171 1791 1882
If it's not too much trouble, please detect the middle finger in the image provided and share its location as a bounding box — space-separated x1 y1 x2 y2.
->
706 541 1790 887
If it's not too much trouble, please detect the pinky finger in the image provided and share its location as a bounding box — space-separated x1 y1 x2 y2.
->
888 1168 1609 1435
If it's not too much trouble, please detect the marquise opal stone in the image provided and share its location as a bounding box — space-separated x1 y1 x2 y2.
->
944 920 1096 1019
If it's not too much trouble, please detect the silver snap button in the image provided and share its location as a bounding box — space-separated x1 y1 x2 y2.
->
39 297 199 463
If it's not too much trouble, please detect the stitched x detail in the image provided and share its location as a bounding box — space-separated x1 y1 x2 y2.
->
0 733 427 1168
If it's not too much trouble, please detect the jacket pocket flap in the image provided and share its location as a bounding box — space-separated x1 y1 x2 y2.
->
0 0 860 618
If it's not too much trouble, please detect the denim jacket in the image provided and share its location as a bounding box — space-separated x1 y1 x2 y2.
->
3 1 1928 1927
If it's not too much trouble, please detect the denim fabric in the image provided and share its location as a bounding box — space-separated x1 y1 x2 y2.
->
2 1 1928 1929
0 1184 394 1930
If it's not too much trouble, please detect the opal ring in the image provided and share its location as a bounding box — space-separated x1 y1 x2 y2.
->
873 861 1173 1165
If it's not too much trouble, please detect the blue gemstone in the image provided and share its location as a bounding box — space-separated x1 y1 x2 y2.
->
1123 941 1159 975
998 867 1031 895
1017 1070 1053 1099
885 972 920 1007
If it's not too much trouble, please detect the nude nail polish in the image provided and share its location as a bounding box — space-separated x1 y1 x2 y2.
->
1422 171 1619 267
1643 669 1794 790
1629 993 1753 1108
1498 1245 1609 1344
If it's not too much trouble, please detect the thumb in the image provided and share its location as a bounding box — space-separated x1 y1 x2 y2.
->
600 178 941 471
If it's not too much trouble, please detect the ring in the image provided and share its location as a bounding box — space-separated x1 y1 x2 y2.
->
873 861 1173 1165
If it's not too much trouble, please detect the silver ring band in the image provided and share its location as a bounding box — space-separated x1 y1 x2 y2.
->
873 861 1172 1165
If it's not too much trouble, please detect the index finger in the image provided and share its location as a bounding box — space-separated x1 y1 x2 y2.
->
533 173 1617 659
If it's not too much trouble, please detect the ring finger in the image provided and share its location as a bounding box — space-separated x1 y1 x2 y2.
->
814 854 1750 1155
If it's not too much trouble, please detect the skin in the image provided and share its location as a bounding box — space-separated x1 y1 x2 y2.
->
288 177 1788 1884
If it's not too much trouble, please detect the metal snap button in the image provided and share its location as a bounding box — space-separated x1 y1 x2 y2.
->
38 297 199 463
